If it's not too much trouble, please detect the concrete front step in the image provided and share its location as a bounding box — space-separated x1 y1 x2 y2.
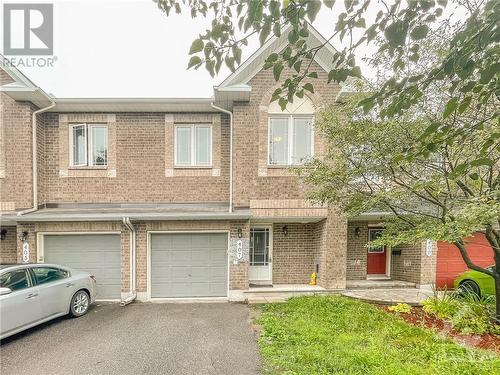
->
346 280 416 290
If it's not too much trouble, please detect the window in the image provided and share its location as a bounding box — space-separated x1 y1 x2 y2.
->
368 229 385 253
269 116 313 165
175 125 212 166
70 124 108 166
250 228 270 266
0 269 31 291
32 267 69 285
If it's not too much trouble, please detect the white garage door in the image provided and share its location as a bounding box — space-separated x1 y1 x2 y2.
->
43 234 121 299
151 233 228 298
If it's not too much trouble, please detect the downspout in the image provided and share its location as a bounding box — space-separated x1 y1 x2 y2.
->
210 103 233 212
121 217 136 306
18 99 56 216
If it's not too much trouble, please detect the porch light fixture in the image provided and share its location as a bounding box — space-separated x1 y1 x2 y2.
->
282 225 288 236
237 228 242 238
0 229 6 240
354 227 361 236
18 231 28 242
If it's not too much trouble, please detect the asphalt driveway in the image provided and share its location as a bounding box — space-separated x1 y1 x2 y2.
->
0 302 261 375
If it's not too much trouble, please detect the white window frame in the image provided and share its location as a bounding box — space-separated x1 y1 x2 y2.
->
174 124 212 167
268 115 314 166
69 123 108 167
368 228 385 253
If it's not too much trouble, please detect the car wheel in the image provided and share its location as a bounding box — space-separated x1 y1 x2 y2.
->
458 280 481 298
70 290 90 317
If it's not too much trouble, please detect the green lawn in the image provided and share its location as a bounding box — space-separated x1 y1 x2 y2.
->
256 295 500 375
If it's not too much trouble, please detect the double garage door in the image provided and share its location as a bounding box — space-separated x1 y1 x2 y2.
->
151 233 228 298
43 234 121 300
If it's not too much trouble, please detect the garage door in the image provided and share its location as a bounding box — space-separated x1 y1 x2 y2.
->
436 233 494 288
43 234 121 299
151 233 227 298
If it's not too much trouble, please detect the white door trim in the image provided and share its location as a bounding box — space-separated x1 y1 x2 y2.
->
147 230 230 301
248 225 273 284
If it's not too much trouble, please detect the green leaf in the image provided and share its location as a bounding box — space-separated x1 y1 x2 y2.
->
458 96 472 114
273 63 283 81
384 21 408 46
267 53 279 63
278 97 287 110
470 158 494 167
303 83 314 93
306 1 322 22
189 39 204 54
410 25 429 40
308 72 318 78
443 97 458 118
187 56 202 69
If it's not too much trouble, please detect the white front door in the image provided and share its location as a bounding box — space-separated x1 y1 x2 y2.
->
249 227 272 284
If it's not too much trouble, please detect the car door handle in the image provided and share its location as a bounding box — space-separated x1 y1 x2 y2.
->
26 293 38 299
66 282 75 288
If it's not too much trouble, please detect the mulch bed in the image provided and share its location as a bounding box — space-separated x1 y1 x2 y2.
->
379 305 500 354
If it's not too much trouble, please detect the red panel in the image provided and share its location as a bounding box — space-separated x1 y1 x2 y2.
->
367 250 386 275
436 233 494 288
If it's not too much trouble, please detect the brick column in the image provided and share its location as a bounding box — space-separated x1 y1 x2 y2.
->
229 220 250 292
16 223 37 263
315 207 347 289
391 240 437 287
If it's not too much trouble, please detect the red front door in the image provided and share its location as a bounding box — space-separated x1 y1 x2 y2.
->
367 229 387 275
367 249 387 275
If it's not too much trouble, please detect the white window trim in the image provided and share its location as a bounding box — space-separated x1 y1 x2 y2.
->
174 124 212 167
368 228 385 253
69 123 108 167
267 115 314 166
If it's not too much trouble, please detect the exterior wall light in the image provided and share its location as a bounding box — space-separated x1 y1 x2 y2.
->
237 228 242 238
18 231 28 242
0 229 7 240
354 227 361 236
282 225 288 236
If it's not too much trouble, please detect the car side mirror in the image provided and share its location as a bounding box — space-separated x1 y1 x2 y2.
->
0 287 12 296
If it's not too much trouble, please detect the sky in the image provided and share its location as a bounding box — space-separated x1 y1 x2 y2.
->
0 0 463 99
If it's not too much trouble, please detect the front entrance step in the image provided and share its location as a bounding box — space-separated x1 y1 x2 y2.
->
244 284 338 304
346 280 416 290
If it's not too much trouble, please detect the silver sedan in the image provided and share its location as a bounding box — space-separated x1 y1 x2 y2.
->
0 263 97 340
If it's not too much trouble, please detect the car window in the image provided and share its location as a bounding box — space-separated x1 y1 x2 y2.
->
0 269 31 291
32 267 69 285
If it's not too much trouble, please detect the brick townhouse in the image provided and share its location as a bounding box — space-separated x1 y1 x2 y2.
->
0 26 437 302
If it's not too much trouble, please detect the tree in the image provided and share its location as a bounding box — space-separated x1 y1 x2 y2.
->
153 0 500 315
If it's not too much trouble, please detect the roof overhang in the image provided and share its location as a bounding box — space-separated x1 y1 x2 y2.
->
50 98 217 113
1 55 54 108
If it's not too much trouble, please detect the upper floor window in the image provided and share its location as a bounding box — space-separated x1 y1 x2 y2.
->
269 116 313 165
267 96 314 166
70 124 108 167
175 125 212 167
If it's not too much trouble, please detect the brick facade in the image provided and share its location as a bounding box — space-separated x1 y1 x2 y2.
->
0 226 17 263
0 51 436 298
0 93 34 210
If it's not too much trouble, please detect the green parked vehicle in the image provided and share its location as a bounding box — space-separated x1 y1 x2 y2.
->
454 265 495 296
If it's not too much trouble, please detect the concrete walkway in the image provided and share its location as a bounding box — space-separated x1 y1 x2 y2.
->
341 288 434 306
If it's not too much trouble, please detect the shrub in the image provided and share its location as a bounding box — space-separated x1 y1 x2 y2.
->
388 303 412 314
452 292 498 335
422 287 460 319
